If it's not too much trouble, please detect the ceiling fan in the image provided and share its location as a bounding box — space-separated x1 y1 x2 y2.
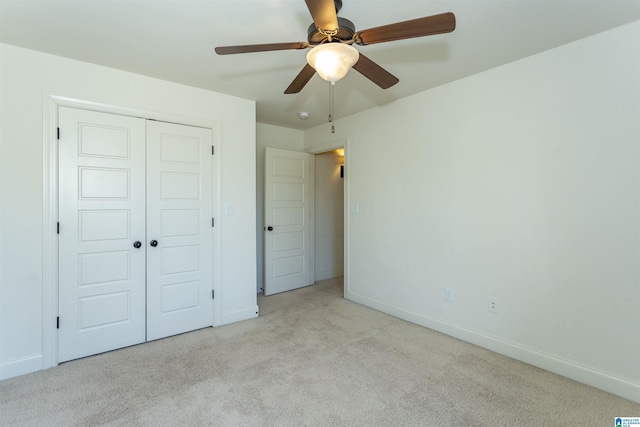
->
215 0 456 94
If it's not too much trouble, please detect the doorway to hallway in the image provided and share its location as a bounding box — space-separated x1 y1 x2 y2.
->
313 149 344 282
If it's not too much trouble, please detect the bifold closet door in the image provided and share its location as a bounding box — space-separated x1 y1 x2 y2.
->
59 108 214 362
145 121 214 341
58 107 146 363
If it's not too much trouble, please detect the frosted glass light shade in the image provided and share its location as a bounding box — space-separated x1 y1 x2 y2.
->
306 43 359 83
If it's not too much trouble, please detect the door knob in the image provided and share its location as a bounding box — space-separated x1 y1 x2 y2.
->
150 240 158 247
133 241 142 249
267 226 273 231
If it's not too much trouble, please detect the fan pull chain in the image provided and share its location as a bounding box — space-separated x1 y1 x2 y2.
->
329 82 335 133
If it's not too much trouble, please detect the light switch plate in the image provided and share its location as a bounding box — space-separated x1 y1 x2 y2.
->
444 288 454 302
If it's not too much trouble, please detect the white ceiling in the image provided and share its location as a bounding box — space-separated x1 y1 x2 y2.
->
1 0 639 130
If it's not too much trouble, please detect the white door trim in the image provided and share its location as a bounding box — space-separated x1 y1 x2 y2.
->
306 139 350 299
42 93 223 370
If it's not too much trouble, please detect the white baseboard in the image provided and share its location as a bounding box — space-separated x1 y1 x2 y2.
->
315 268 344 282
0 354 43 381
346 291 640 404
221 305 260 325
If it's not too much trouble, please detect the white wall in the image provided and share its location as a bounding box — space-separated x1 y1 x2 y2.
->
255 123 304 292
0 44 258 379
314 151 344 281
305 22 640 402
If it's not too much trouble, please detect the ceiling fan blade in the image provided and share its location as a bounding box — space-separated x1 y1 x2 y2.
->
215 42 308 55
305 0 339 33
352 53 399 89
355 12 456 45
284 64 317 94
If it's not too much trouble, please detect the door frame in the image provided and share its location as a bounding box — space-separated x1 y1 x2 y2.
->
42 93 222 369
306 139 350 299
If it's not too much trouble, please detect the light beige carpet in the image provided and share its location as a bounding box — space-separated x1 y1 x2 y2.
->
1 277 638 426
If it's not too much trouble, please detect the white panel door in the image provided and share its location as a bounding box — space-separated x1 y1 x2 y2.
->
264 148 313 296
58 107 146 362
146 121 214 341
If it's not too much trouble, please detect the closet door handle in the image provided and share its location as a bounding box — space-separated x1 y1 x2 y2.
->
150 240 158 247
133 241 142 249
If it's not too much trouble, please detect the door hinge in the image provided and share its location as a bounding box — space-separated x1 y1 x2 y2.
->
212 146 214 155
57 222 60 234
56 317 60 329
57 127 60 140
211 218 215 227
211 290 215 299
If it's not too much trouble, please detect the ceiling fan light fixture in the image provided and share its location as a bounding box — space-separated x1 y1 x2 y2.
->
306 43 359 83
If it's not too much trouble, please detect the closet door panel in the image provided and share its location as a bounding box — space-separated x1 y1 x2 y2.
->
58 107 146 362
146 121 214 341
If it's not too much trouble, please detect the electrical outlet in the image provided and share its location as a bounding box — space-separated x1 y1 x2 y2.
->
488 297 498 314
444 287 454 302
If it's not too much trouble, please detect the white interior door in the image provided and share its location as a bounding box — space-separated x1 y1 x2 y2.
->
146 121 214 341
264 148 313 296
58 107 146 362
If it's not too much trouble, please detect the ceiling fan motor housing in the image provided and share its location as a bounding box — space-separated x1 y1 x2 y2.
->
307 17 355 44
